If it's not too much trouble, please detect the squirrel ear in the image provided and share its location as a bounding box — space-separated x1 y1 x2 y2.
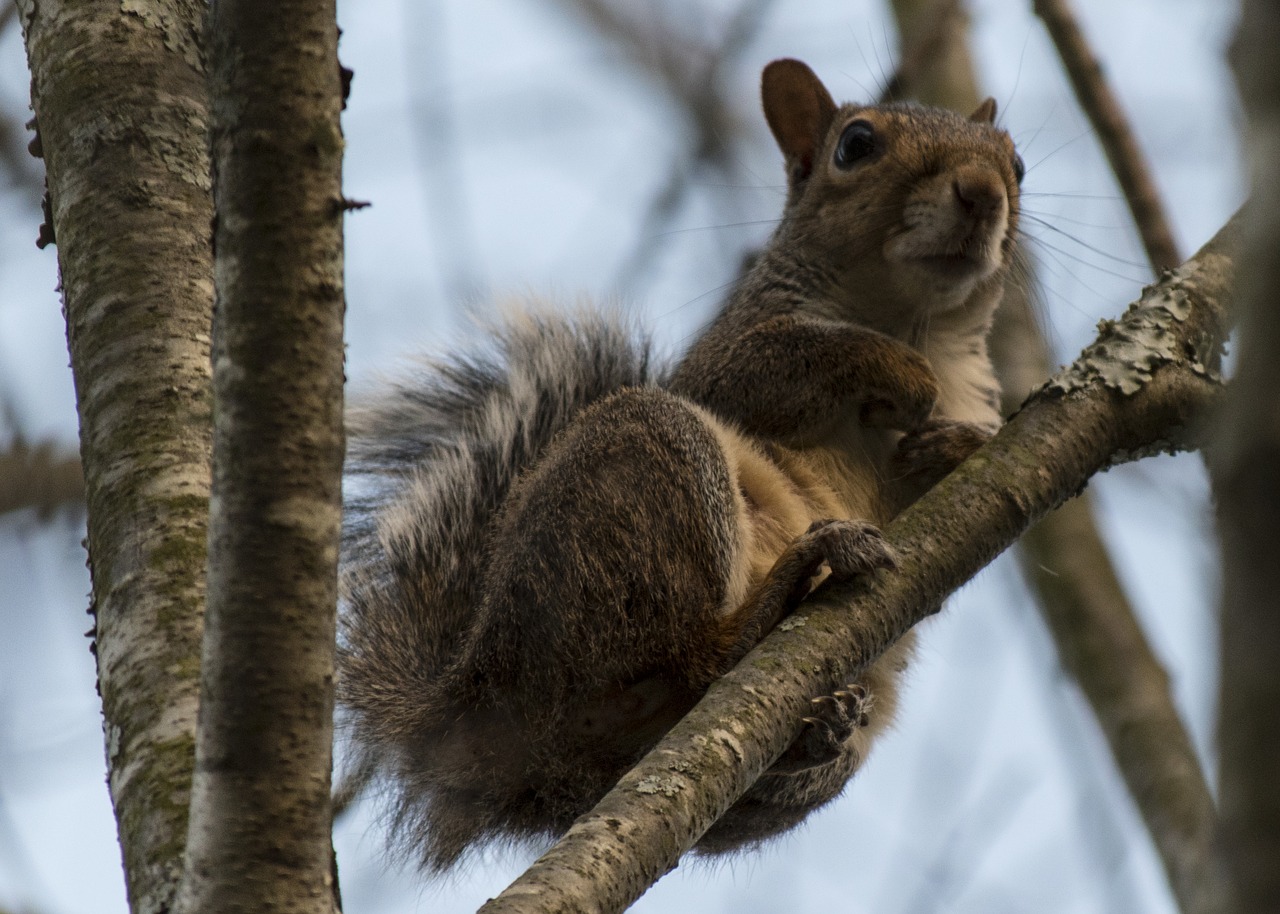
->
762 59 838 184
969 97 998 124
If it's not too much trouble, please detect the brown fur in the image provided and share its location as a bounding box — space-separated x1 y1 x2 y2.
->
338 58 1022 870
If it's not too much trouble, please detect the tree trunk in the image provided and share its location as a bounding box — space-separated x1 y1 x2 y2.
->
174 0 346 911
17 2 212 911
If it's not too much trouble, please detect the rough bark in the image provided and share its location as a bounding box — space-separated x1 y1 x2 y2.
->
16 2 212 912
1215 4 1280 911
479 217 1238 914
889 4 1219 911
175 0 346 911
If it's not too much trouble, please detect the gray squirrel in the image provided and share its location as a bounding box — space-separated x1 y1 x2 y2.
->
339 58 1023 871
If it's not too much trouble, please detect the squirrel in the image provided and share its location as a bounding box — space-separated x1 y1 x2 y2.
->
338 58 1023 872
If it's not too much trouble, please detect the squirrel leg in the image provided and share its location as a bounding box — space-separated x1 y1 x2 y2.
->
670 314 939 443
720 519 894 777
698 633 914 854
723 518 897 660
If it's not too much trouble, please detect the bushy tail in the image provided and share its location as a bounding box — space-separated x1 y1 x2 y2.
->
337 308 659 859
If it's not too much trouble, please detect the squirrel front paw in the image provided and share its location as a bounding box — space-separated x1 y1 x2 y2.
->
892 418 992 483
855 339 939 433
769 683 872 774
888 418 993 512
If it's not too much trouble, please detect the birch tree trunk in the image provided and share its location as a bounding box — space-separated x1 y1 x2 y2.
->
16 3 211 912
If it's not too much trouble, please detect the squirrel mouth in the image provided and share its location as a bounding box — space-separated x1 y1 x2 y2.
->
907 250 997 280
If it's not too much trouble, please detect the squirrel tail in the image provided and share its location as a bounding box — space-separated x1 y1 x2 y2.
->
338 307 658 863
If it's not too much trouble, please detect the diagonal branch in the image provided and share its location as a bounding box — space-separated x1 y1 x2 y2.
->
1033 0 1183 270
478 214 1238 914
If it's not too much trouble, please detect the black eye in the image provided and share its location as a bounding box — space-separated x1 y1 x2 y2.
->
834 120 877 168
1012 152 1026 184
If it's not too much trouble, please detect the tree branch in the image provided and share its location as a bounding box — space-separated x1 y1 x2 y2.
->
17 1 212 910
478 214 1239 914
1033 0 1183 271
0 439 83 517
554 0 773 290
175 0 345 910
880 0 971 108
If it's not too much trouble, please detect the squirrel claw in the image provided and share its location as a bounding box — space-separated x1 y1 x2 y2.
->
769 681 875 774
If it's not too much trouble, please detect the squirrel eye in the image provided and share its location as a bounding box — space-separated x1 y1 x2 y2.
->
834 120 877 168
1012 152 1026 185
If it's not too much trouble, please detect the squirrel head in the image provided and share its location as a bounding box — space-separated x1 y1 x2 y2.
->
761 58 1023 329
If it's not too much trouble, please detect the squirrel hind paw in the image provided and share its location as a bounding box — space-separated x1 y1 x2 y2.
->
768 682 874 774
801 518 898 581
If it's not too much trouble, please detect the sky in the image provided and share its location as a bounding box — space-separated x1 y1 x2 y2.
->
0 0 1244 912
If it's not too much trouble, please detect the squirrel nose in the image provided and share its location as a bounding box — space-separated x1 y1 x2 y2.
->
952 167 1006 220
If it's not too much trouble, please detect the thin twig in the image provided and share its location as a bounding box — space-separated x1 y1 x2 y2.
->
1033 0 1182 271
561 0 776 292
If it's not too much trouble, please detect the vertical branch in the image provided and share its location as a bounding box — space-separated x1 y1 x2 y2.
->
177 0 346 910
1033 0 1182 271
1215 3 1280 911
882 0 975 109
889 3 1218 911
17 2 212 912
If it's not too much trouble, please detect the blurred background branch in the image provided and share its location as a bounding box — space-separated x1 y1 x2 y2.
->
555 0 778 290
0 439 82 519
1033 0 1183 271
1215 2 1280 910
0 1 42 208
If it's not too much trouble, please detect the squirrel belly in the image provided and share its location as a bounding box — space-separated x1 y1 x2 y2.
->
339 57 1021 873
